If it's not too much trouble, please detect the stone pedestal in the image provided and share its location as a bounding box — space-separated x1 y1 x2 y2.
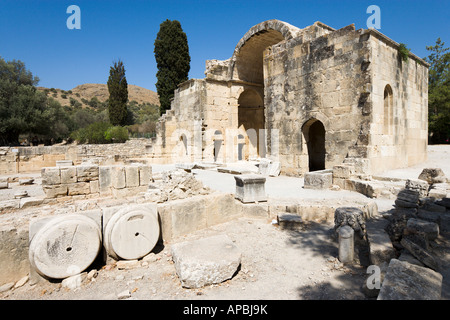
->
234 174 267 203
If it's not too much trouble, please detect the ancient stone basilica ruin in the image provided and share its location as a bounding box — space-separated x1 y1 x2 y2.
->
150 19 429 176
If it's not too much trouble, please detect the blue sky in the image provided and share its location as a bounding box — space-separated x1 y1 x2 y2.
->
1 0 449 92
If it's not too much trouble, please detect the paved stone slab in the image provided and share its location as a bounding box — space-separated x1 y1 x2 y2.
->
378 259 442 300
171 234 242 288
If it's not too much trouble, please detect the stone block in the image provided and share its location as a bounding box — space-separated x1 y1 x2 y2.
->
67 182 90 196
405 218 439 241
99 166 112 193
0 227 29 286
111 186 147 198
304 170 333 189
139 165 152 186
333 164 355 179
0 182 8 189
19 197 44 209
400 238 439 271
90 180 99 194
41 167 61 185
418 168 447 184
268 161 281 177
125 165 140 188
76 165 99 182
56 160 73 167
171 234 241 288
42 184 68 198
405 179 429 197
60 166 77 184
377 259 442 300
234 174 267 203
111 166 126 189
277 213 303 230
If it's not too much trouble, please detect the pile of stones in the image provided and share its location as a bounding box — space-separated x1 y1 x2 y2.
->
379 168 450 299
144 169 211 203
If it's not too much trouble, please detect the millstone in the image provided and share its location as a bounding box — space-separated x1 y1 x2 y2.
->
29 214 102 280
104 204 160 260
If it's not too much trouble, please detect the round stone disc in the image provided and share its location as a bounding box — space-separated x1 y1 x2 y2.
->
106 207 159 260
29 215 102 279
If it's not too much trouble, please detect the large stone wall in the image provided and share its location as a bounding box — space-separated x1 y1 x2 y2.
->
0 139 152 175
148 19 428 177
41 163 151 199
367 30 428 174
264 24 372 176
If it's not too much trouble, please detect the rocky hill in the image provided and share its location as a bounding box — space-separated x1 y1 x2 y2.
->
37 83 160 108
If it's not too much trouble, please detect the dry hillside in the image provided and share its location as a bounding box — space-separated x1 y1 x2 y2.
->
37 83 160 108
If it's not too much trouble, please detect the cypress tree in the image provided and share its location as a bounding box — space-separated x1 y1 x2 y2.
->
107 60 128 126
154 19 191 115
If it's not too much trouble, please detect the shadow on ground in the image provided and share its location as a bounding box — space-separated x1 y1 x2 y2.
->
284 222 371 300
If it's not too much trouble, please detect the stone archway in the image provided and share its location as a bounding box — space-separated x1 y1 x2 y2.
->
230 20 301 83
302 119 326 172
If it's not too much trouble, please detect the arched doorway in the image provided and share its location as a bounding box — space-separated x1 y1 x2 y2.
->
302 119 326 172
238 89 265 159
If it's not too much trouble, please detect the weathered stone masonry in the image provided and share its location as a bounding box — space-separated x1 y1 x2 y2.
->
149 20 428 177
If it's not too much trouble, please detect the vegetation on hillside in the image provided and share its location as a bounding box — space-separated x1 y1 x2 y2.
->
425 38 450 144
0 56 159 146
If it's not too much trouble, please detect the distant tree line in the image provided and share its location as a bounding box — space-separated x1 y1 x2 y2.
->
425 38 450 144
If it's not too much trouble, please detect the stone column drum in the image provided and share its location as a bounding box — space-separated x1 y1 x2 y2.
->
103 203 160 260
28 214 102 280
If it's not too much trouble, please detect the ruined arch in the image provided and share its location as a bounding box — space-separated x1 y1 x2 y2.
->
238 89 265 159
302 118 326 172
230 20 301 84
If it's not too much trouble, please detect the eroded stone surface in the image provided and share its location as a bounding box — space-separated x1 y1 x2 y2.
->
171 234 241 288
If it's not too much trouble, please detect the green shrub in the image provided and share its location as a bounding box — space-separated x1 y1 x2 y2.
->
70 122 111 144
398 43 410 62
104 126 129 143
61 94 67 99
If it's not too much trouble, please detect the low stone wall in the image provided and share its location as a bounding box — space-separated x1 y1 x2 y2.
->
0 192 269 286
0 139 153 175
41 163 151 199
